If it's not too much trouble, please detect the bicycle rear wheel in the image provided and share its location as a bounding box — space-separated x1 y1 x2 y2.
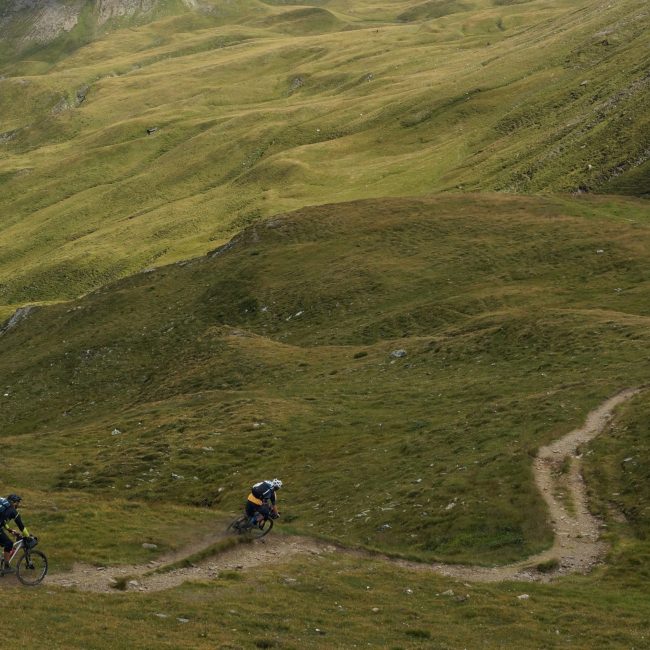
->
16 550 48 586
226 515 248 535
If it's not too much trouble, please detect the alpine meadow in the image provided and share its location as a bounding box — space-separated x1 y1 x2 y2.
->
0 0 649 648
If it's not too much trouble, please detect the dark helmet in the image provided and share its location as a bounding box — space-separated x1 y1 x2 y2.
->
6 494 21 504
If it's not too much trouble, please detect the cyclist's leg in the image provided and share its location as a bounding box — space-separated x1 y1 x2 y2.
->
259 504 271 523
0 529 13 567
245 501 260 527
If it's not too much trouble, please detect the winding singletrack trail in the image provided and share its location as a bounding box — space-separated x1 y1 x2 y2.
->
46 388 642 592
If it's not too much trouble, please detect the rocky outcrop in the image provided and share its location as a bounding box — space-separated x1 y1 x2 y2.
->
0 0 197 52
0 305 36 336
0 0 84 44
95 0 158 26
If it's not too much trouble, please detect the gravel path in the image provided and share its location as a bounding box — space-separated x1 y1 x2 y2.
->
45 388 642 592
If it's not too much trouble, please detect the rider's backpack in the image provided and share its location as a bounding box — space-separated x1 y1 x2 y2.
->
0 498 10 520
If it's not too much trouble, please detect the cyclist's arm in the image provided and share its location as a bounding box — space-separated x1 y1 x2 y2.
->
12 513 29 537
1 522 20 538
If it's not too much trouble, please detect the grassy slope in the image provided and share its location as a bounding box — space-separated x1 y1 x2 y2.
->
0 1 649 646
4 555 650 649
0 0 648 311
1 193 650 647
2 193 650 563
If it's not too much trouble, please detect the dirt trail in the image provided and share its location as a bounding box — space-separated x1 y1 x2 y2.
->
46 388 641 592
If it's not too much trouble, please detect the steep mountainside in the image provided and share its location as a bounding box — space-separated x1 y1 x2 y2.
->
1 3 650 647
0 0 647 318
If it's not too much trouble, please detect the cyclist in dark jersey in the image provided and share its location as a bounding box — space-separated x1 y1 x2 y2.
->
0 494 30 573
245 479 282 527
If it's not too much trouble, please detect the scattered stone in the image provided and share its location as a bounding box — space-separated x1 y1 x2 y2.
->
289 76 305 92
146 127 158 135
441 589 455 596
128 580 139 588
75 85 89 105
154 613 168 618
371 607 380 613
111 429 121 436
390 349 407 358
142 543 158 550
177 618 190 624
517 594 530 600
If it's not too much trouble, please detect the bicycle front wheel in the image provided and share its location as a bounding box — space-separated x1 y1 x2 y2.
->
250 518 273 539
16 550 48 586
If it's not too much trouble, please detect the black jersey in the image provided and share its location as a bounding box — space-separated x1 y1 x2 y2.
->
0 498 25 531
251 481 277 505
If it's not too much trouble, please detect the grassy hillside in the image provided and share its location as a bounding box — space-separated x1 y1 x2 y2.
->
0 0 648 313
2 193 650 565
1 1 649 645
2 193 650 647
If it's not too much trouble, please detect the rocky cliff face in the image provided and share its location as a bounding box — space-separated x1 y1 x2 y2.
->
1 0 83 44
0 0 192 52
95 0 159 26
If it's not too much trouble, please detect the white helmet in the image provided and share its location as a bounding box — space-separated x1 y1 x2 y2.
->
270 478 283 490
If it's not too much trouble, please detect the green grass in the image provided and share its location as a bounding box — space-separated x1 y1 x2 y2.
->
1 193 649 566
11 490 221 571
0 2 649 646
3 551 650 648
0 0 648 309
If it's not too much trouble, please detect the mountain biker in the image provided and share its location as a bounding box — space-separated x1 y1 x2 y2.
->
0 494 30 573
246 479 282 527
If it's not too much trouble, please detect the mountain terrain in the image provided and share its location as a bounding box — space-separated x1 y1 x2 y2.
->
2 193 650 647
0 0 647 318
0 0 198 59
0 0 649 647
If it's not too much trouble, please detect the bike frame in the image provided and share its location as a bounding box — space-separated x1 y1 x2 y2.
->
4 537 25 568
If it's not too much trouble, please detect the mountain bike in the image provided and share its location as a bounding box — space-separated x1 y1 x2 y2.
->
0 536 48 586
226 513 275 539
